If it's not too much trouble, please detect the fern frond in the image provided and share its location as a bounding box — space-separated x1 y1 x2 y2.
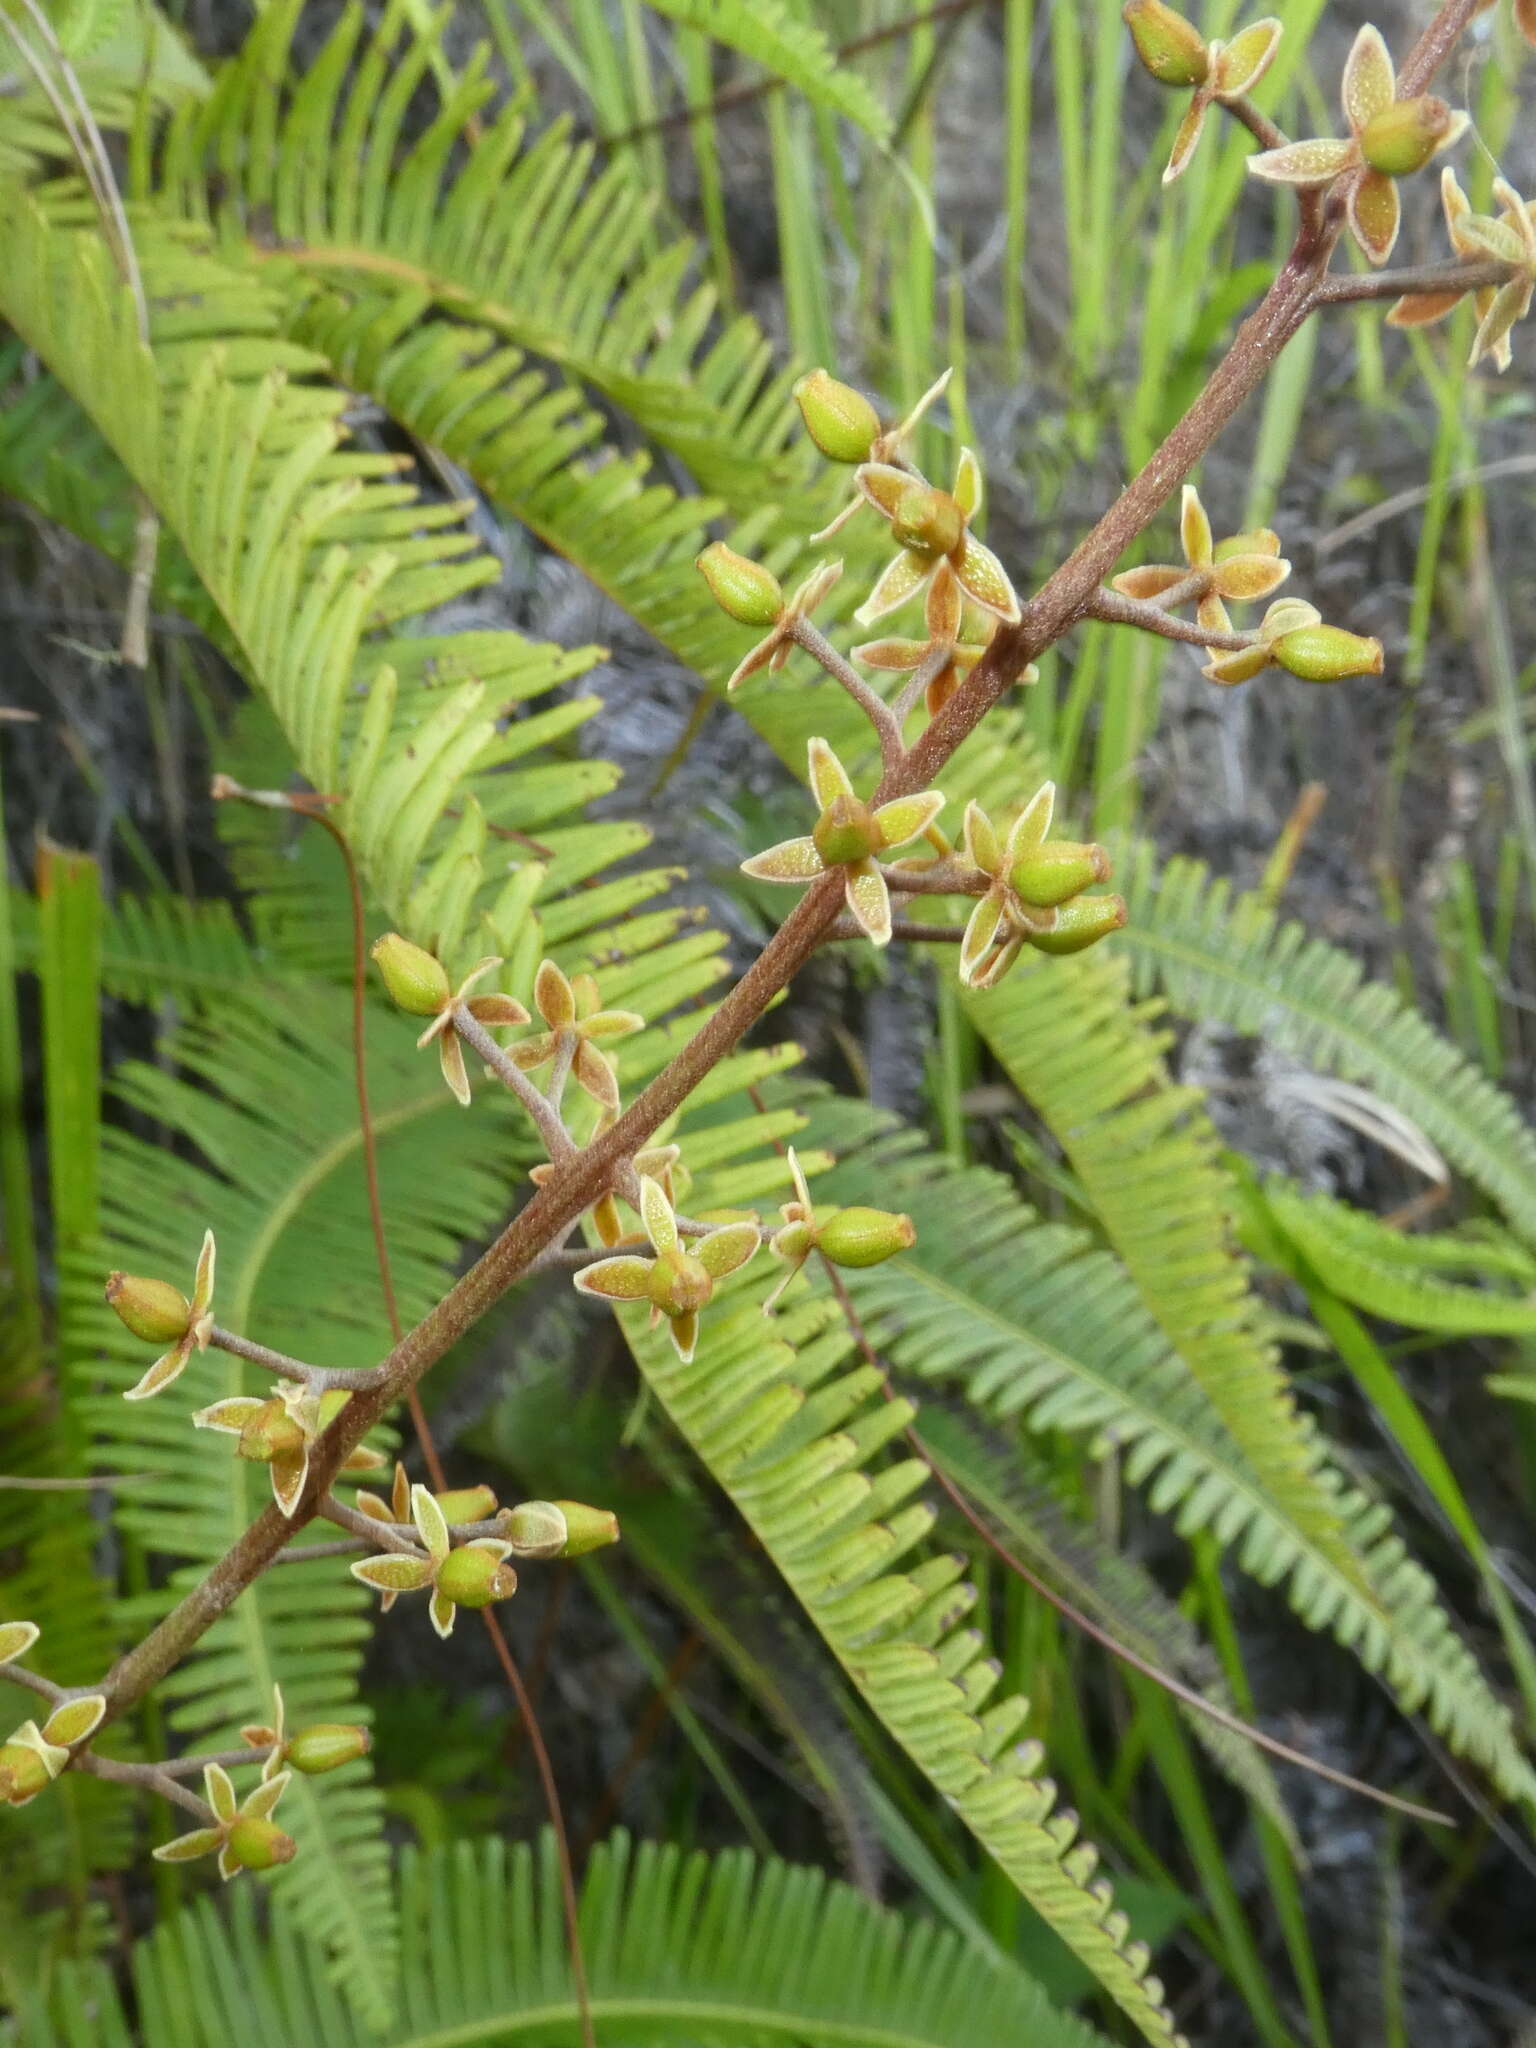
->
31 1830 1117 2048
6 887 265 1004
1118 843 1536 1241
1265 1185 1536 1336
613 1278 1188 2045
0 195 657 976
812 1096 1536 1808
640 0 894 142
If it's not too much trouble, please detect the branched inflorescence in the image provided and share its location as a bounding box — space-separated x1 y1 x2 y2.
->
6 0 1535 1942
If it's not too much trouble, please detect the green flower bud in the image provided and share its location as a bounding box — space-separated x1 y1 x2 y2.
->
1009 841 1112 909
696 543 785 628
226 1814 297 1871
815 1207 916 1268
1029 895 1128 955
793 369 882 463
433 1484 499 1525
891 484 964 558
435 1545 518 1609
370 932 451 1016
105 1270 192 1345
1124 0 1209 87
551 1500 621 1557
646 1248 713 1319
503 1500 569 1559
1360 96 1456 177
286 1723 371 1775
0 1740 54 1806
1271 625 1384 682
813 795 883 868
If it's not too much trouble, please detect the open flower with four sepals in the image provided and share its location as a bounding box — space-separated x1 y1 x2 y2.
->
697 548 844 694
572 1175 759 1364
1247 24 1468 266
351 1482 517 1639
763 1147 916 1313
192 1384 385 1519
1391 170 1536 373
854 562 1021 718
152 1761 296 1879
740 738 945 948
1124 4 1284 186
108 1229 216 1402
371 934 530 1108
795 366 953 542
1202 599 1383 687
1111 485 1290 640
510 959 643 1116
353 1464 498 1612
852 448 1021 627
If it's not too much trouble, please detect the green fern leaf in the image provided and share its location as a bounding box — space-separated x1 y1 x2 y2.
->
1265 1185 1536 1337
31 1831 1117 2047
1117 843 1536 1241
640 0 894 142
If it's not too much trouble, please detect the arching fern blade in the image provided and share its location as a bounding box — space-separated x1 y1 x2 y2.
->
614 1287 1189 2047
1116 842 1536 1243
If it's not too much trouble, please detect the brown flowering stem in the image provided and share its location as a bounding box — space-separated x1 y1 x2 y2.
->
1313 257 1518 306
873 858 987 897
1223 95 1288 155
827 915 969 944
71 1751 217 1823
789 618 904 768
1087 587 1254 650
317 1494 424 1558
86 0 1486 1751
208 1326 380 1391
451 1003 576 1159
0 1661 62 1706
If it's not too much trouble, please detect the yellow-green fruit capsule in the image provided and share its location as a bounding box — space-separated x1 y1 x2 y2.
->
813 796 883 869
696 543 784 627
551 1500 621 1557
105 1271 192 1344
238 1402 302 1465
891 484 964 558
227 1815 297 1871
1123 0 1209 86
793 369 882 463
1272 625 1384 682
1029 895 1128 955
504 1500 568 1559
435 1546 517 1609
0 1742 49 1805
646 1249 713 1319
287 1723 371 1775
1359 96 1457 177
371 933 450 1016
816 1207 917 1268
1010 841 1111 909
433 1484 499 1525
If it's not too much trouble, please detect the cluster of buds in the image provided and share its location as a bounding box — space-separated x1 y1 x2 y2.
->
351 1482 518 1640
1110 485 1383 688
355 1463 619 1568
953 785 1125 990
1390 169 1536 372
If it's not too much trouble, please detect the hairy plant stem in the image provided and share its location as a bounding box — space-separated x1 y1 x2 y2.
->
209 1325 380 1390
1313 256 1519 305
91 0 1483 1733
1087 587 1254 650
790 617 904 767
72 1751 216 1822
